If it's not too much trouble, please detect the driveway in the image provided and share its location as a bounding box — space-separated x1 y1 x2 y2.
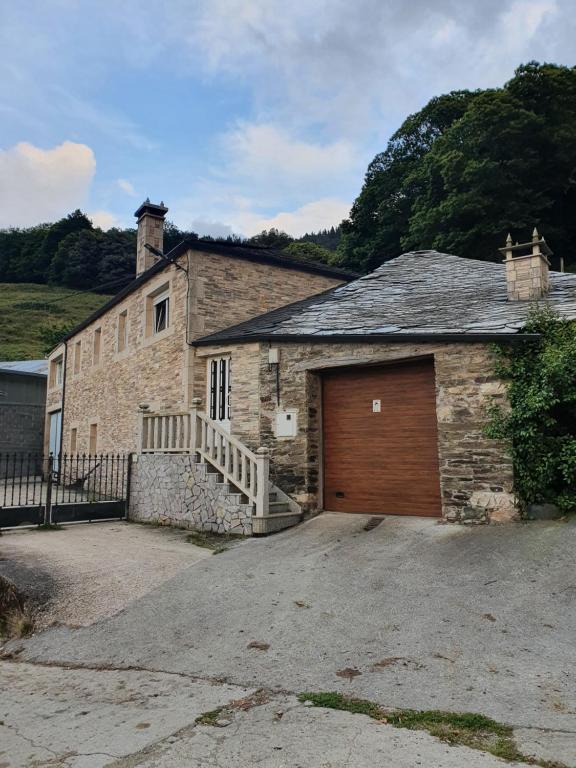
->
0 521 212 628
1 514 575 767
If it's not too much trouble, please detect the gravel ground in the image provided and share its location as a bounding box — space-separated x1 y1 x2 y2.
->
0 521 215 629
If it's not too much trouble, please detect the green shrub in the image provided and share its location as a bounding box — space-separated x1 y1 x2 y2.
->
487 305 576 513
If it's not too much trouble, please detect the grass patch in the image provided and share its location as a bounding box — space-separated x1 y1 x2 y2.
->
0 283 111 360
195 707 226 726
185 530 244 554
298 693 568 767
37 523 64 531
0 574 34 640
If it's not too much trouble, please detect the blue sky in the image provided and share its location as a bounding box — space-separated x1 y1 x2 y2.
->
0 0 574 237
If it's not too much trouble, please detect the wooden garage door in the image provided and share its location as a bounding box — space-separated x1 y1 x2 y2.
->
322 359 441 516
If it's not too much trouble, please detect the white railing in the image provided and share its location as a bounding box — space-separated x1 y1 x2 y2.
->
141 411 191 453
139 400 269 517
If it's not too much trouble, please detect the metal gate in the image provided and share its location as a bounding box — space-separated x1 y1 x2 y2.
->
0 453 131 529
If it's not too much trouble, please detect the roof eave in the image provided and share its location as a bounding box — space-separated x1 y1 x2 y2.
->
193 331 538 347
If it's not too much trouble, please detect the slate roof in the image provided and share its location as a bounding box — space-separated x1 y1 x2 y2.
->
194 250 576 345
62 239 357 342
0 359 48 376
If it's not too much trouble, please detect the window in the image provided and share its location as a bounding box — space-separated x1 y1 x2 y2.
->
89 423 98 455
50 356 63 388
208 357 231 424
70 428 77 454
73 340 82 374
153 294 169 334
117 310 128 352
93 327 102 365
145 282 170 339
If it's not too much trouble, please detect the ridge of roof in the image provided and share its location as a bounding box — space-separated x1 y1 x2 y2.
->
61 239 357 342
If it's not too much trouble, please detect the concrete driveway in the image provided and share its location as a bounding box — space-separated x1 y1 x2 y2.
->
2 513 575 767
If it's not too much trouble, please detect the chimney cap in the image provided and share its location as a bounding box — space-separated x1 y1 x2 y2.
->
498 228 553 258
134 199 168 220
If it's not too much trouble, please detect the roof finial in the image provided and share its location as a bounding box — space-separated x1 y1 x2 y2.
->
506 232 513 246
532 227 540 243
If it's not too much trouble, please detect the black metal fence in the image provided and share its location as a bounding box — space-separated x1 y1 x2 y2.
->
0 453 131 529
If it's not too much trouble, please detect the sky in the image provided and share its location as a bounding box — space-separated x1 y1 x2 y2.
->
0 0 575 238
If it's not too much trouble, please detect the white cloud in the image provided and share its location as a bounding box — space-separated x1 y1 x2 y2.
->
88 210 120 230
186 217 235 239
116 178 136 196
232 197 351 238
185 0 563 135
0 141 95 228
222 122 359 190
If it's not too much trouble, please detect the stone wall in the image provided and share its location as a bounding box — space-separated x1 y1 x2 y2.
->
194 340 517 523
52 248 345 457
129 453 253 534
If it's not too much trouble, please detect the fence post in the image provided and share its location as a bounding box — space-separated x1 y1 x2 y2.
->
190 397 202 454
125 453 133 520
44 453 54 526
254 447 269 517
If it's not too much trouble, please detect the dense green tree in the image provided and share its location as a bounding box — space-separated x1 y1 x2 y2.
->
282 241 334 264
248 228 294 249
40 210 93 282
339 63 576 273
50 229 105 289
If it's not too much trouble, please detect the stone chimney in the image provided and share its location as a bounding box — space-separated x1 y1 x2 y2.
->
134 199 168 277
499 228 552 301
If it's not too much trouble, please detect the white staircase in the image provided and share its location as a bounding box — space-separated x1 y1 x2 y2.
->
141 402 303 535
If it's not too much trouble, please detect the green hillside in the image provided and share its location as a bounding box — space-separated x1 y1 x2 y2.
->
0 284 111 361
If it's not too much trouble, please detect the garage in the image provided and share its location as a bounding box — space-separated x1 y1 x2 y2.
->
322 359 442 516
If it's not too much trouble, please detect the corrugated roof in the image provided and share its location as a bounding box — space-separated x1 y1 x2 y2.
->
194 250 576 345
0 359 48 376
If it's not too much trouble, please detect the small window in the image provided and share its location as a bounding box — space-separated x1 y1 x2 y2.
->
93 327 102 365
73 340 82 374
118 310 128 352
153 294 169 334
89 423 98 455
70 428 77 454
50 356 63 388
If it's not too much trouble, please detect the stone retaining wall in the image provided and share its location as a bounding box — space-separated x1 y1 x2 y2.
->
128 453 253 535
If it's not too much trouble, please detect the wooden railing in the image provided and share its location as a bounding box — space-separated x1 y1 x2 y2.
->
139 401 269 517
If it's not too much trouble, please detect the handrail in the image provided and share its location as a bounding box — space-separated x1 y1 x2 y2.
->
139 403 269 516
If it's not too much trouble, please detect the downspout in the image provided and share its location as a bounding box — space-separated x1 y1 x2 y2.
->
59 340 68 457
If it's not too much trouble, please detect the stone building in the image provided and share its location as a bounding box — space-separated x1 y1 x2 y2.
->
48 217 576 533
45 200 354 459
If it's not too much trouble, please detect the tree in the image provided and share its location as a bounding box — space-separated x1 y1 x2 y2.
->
338 90 477 272
41 211 93 282
282 241 334 265
338 63 576 273
50 229 105 289
248 228 293 249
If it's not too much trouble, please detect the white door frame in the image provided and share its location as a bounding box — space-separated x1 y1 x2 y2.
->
207 356 231 432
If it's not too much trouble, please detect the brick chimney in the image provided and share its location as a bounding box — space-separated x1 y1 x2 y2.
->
134 199 168 277
499 228 552 301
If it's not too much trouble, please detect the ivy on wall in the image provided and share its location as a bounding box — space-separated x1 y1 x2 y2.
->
487 306 576 513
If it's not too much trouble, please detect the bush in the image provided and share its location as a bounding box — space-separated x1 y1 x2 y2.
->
487 305 576 512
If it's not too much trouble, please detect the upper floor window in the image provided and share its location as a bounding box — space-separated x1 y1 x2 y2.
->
145 282 170 340
73 341 82 375
153 293 169 334
93 327 102 365
117 310 128 352
49 355 63 388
